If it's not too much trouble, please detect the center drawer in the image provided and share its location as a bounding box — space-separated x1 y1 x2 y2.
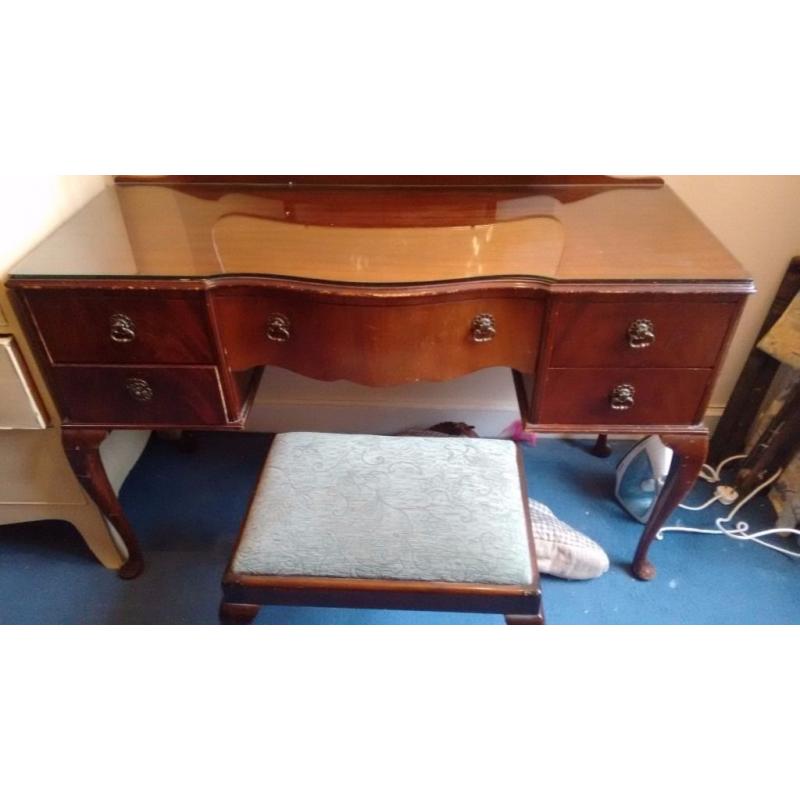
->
212 290 544 386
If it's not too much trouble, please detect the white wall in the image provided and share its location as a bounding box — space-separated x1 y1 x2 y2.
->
0 176 108 274
0 175 110 405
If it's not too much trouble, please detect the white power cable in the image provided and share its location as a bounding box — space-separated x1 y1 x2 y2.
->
660 455 800 559
680 491 726 511
680 484 740 511
697 453 748 485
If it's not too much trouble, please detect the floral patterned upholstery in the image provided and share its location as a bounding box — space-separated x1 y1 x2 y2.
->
232 432 535 586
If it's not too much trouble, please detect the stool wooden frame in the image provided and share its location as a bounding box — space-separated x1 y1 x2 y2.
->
220 575 545 625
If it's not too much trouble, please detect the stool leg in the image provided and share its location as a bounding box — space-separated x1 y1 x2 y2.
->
219 602 260 625
505 610 545 625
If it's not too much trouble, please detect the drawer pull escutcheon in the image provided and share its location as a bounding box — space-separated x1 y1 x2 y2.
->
610 383 635 411
471 313 496 343
125 377 154 403
266 313 291 343
627 319 655 349
110 313 136 343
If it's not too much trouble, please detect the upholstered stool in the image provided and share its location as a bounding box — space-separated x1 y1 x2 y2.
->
220 432 544 625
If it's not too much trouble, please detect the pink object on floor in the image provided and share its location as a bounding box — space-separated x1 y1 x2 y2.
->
503 419 537 445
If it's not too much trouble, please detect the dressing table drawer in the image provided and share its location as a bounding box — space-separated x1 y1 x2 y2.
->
549 297 739 368
0 336 47 429
213 292 544 386
23 290 215 365
51 365 227 426
537 367 712 426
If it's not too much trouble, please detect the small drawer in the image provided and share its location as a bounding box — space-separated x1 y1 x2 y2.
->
51 366 227 425
549 296 740 368
23 290 216 365
537 367 712 426
0 336 47 429
213 290 544 386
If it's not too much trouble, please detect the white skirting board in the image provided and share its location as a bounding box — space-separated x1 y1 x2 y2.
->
245 366 522 438
245 367 727 437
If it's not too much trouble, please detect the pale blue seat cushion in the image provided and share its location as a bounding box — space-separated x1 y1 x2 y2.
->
232 432 534 585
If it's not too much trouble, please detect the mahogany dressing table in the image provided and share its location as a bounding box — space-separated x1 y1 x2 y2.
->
5 176 754 580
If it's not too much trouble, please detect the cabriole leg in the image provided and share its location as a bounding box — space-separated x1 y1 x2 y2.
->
62 428 144 579
631 432 709 581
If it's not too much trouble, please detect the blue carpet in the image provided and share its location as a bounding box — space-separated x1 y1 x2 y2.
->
1 433 798 624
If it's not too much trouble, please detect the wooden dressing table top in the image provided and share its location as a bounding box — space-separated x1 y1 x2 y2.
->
10 176 751 287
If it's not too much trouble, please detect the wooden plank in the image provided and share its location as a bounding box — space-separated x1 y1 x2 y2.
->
735 378 800 495
709 256 800 464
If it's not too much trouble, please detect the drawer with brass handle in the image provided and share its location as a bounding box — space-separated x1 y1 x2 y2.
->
265 312 291 343
536 367 712 426
110 313 137 344
22 289 216 365
609 383 636 411
549 296 740 368
50 365 227 425
212 290 544 386
262 308 496 346
470 313 497 343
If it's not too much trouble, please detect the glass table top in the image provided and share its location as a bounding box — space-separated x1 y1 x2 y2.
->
8 178 750 284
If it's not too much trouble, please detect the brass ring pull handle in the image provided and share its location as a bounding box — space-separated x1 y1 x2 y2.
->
610 383 636 411
471 313 496 343
110 313 136 343
125 377 154 403
266 313 291 343
627 319 655 349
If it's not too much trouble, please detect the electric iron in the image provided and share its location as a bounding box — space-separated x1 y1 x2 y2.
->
615 436 674 523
